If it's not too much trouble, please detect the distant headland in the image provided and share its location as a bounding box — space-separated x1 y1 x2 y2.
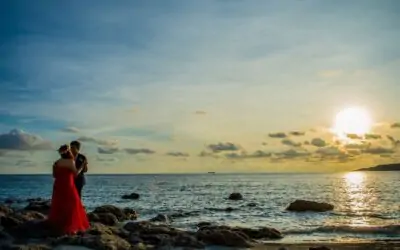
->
357 163 400 171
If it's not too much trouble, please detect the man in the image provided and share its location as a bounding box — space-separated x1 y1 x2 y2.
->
70 140 88 198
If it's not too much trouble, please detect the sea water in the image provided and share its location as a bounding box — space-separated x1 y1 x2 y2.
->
0 172 399 242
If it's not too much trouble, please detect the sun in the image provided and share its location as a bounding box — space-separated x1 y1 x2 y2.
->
333 107 372 138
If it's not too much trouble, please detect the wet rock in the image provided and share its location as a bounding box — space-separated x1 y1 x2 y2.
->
86 222 114 235
196 222 212 228
309 247 331 250
198 225 283 240
121 193 140 200
0 215 23 229
247 202 257 207
286 200 334 212
24 200 51 214
169 210 201 219
150 214 172 223
10 219 55 239
92 205 138 221
174 233 204 248
88 212 119 226
1 244 52 250
197 228 252 247
55 233 131 250
122 207 138 220
0 204 13 216
124 221 179 236
228 192 243 200
206 207 238 212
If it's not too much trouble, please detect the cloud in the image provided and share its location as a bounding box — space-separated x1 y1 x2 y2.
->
365 134 382 140
316 146 346 156
207 142 240 153
268 133 287 138
281 139 302 147
98 147 119 154
0 129 53 151
386 135 400 147
166 151 189 157
344 142 370 150
77 136 118 146
390 123 400 128
362 147 395 155
15 159 37 167
194 110 206 115
289 131 305 136
346 134 363 140
124 148 155 155
61 126 80 133
311 138 327 147
225 150 271 159
95 156 118 162
304 141 310 145
275 149 310 159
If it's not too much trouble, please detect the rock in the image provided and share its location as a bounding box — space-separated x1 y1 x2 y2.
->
24 200 51 214
206 207 238 212
92 205 137 221
286 200 334 212
86 222 114 235
174 233 204 248
1 244 52 250
169 210 201 219
309 247 331 250
55 234 131 250
0 204 13 216
88 212 119 226
228 192 243 200
122 208 138 220
124 221 179 236
247 202 257 207
197 222 212 228
9 219 54 239
0 215 23 229
198 225 283 240
121 193 140 200
150 214 172 223
197 228 252 247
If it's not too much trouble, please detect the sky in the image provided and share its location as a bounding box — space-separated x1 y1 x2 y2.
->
1 0 400 174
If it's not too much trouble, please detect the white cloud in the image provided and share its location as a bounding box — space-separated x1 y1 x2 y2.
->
61 127 80 133
0 129 53 151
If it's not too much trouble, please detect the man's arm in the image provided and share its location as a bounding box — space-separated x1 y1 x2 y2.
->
82 155 88 173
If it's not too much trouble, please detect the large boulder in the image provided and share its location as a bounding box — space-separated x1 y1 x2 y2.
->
121 193 140 200
228 193 243 201
286 200 334 212
0 205 13 216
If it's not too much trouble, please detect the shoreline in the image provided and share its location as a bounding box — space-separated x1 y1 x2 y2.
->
255 241 400 250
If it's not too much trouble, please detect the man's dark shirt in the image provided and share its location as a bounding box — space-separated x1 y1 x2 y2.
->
75 153 87 186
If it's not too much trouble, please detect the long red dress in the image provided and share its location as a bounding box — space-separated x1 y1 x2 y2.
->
48 167 89 234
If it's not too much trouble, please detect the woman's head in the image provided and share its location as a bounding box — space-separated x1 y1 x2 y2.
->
58 144 73 159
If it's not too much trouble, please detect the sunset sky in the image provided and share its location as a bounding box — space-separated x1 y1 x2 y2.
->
1 0 400 173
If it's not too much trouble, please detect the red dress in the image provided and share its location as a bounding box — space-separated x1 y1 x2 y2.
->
48 167 89 234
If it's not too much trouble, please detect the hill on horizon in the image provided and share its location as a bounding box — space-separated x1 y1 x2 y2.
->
357 163 400 171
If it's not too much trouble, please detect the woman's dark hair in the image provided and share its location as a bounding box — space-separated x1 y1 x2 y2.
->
70 140 81 150
58 144 73 159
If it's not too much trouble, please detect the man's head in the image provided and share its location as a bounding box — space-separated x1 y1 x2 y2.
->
70 140 81 156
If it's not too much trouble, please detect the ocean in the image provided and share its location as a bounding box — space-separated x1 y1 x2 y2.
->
0 172 399 243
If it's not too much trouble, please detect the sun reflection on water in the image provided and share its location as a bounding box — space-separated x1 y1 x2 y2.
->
343 172 372 227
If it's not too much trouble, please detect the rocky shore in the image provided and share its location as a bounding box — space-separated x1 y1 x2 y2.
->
2 195 395 250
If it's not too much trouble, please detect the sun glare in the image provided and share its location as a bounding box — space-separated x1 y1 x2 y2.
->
333 107 372 138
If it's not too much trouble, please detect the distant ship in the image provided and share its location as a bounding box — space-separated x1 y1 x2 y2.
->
208 172 216 174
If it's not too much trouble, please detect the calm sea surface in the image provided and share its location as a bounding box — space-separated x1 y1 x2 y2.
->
0 172 399 242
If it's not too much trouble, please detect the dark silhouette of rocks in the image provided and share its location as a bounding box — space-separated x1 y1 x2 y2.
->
121 192 140 200
228 192 243 200
286 200 334 212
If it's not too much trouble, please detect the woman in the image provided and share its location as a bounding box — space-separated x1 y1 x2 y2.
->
47 144 89 235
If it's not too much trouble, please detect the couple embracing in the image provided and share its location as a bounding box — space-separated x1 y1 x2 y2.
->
47 140 90 235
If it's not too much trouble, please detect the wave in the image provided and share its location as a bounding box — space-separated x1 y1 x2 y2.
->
331 212 399 220
284 225 400 236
